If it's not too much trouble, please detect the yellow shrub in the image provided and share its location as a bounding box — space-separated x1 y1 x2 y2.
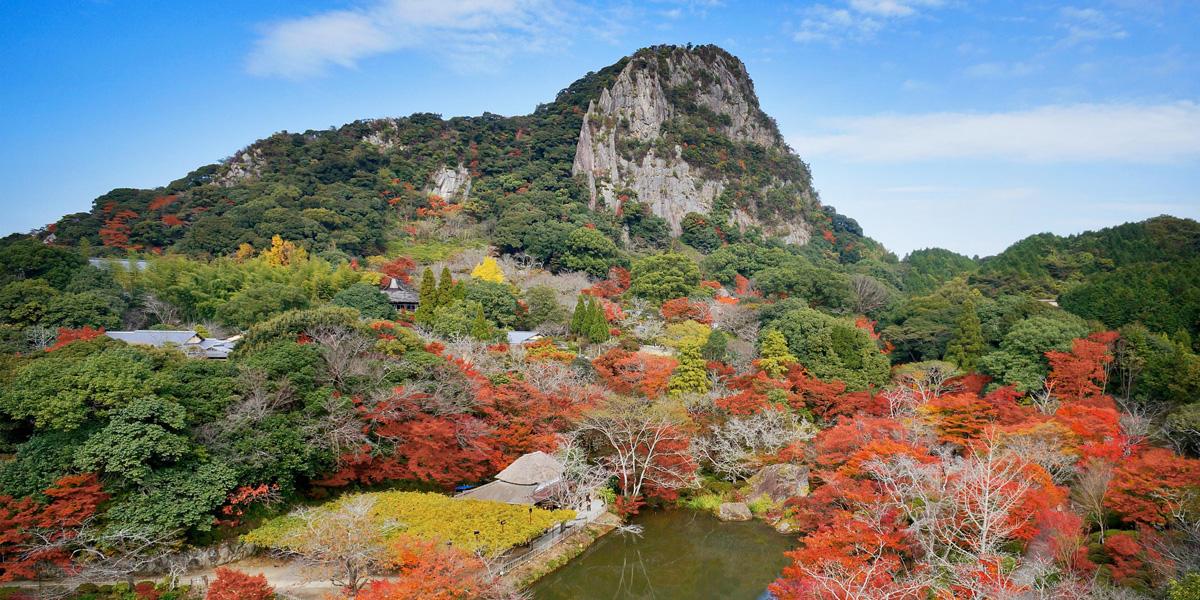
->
244 491 574 556
659 320 711 350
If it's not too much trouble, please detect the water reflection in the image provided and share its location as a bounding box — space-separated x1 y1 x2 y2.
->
530 509 794 600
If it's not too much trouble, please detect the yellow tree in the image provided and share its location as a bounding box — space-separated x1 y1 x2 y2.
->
470 257 505 283
234 242 256 262
758 329 798 377
261 235 308 267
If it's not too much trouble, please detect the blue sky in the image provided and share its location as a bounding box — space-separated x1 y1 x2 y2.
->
1 0 1198 257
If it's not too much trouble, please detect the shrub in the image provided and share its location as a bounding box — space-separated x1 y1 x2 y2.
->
245 491 574 556
1170 573 1200 600
681 493 724 513
206 567 275 600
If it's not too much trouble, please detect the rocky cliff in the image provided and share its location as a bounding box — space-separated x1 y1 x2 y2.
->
572 45 819 245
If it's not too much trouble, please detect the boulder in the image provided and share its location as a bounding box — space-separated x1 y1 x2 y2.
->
717 502 752 522
747 464 809 504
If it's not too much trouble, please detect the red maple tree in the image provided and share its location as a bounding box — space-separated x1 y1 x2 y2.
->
206 567 275 600
0 474 108 581
660 297 712 324
46 326 105 352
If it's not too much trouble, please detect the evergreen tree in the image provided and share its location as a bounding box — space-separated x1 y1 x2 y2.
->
470 304 494 341
587 297 610 344
414 267 437 325
669 344 711 396
570 296 587 336
758 329 798 377
702 329 728 362
945 298 985 372
436 267 456 306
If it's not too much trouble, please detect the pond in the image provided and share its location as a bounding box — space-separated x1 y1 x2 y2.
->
529 510 795 600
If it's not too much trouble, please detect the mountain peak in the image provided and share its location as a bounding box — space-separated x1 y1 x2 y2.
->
572 44 814 243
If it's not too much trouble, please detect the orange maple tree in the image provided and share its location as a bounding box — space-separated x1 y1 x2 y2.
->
206 567 275 600
1106 447 1200 527
660 297 711 324
357 537 503 600
592 348 677 399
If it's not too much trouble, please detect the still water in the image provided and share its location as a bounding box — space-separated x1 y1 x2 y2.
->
529 510 794 600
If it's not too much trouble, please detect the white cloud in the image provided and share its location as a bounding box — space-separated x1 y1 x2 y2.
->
790 102 1200 163
1058 6 1128 46
793 0 942 43
247 0 570 79
848 0 941 17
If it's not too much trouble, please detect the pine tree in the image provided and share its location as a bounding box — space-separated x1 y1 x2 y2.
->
945 298 985 372
414 267 437 325
758 329 798 377
669 344 711 396
570 296 587 336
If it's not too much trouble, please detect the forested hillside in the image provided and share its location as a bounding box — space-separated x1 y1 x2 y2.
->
40 45 875 269
2 44 1199 599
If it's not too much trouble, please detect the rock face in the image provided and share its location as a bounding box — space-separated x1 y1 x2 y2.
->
717 501 753 522
428 164 472 202
215 147 263 187
747 464 810 504
572 45 815 244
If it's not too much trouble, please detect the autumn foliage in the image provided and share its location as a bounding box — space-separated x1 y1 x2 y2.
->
206 567 275 600
592 348 677 399
0 474 108 581
660 297 712 324
377 256 416 285
1106 447 1200 527
316 342 581 490
357 537 506 600
771 330 1199 598
583 266 631 299
1046 331 1116 402
46 326 105 351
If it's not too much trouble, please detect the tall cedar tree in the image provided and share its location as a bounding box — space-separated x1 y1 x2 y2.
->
436 267 457 306
587 297 610 343
570 296 587 337
945 298 985 371
414 267 437 324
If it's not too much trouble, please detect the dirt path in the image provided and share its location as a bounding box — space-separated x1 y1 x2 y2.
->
5 558 344 600
174 557 345 600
